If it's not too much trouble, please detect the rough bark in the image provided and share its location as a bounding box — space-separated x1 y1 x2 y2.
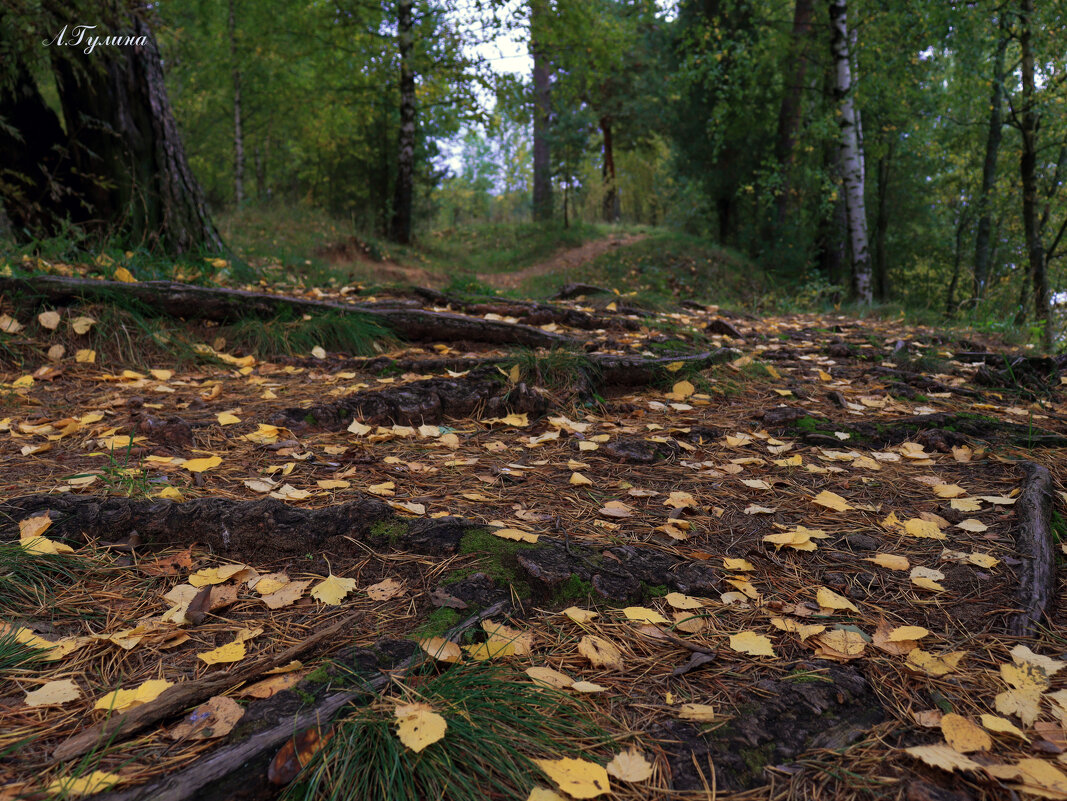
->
600 116 618 223
1019 0 1052 351
1007 462 1055 637
229 0 244 206
773 0 815 226
531 0 553 222
46 15 224 253
0 274 572 348
389 0 416 245
973 20 1007 298
828 0 871 304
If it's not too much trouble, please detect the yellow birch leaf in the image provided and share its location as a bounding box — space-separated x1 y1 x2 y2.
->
311 574 358 605
816 587 859 612
419 636 462 663
905 518 945 539
606 748 654 782
25 679 81 707
812 490 853 511
37 310 61 329
394 702 447 752
941 713 992 752
494 528 538 543
865 553 910 571
47 771 123 797
665 592 704 610
217 412 241 425
182 455 222 473
980 714 1030 741
730 631 775 657
904 744 982 773
570 680 608 693
890 626 930 641
366 578 404 601
578 635 623 670
569 472 593 486
94 679 172 711
623 606 669 625
534 757 612 799
261 579 311 609
955 518 988 533
526 666 574 689
113 266 137 283
70 315 96 334
563 607 598 624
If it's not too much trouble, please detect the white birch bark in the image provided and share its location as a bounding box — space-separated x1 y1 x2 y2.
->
830 0 872 304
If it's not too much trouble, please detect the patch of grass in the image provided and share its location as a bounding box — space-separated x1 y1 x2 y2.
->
511 348 599 394
224 310 391 359
418 221 605 276
71 441 152 498
284 663 606 801
0 628 48 672
550 574 594 605
370 519 409 547
0 543 86 617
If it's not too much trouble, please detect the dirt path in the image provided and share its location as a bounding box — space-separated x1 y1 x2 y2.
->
478 232 647 290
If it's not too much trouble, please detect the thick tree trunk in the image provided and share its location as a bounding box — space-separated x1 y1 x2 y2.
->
42 15 223 254
229 0 244 206
828 0 872 304
600 116 618 223
531 0 552 222
389 0 416 245
773 0 815 226
973 20 1007 299
0 60 79 236
1019 0 1052 350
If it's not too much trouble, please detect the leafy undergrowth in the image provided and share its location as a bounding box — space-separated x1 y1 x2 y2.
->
0 275 1065 801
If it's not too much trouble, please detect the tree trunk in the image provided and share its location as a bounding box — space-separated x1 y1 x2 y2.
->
600 116 618 223
389 0 416 245
229 0 244 206
531 0 552 222
829 0 872 304
0 60 79 237
773 0 815 226
36 15 223 254
1019 0 1051 350
973 19 1007 298
873 138 892 301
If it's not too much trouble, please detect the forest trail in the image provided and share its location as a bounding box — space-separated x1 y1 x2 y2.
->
478 232 647 289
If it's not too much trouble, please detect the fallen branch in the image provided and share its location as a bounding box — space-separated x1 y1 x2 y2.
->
1009 462 1056 637
0 275 571 349
88 600 508 801
53 612 362 762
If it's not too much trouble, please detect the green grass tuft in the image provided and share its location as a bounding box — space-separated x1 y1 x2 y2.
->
284 663 606 801
511 348 599 394
0 628 49 673
0 542 87 617
224 311 390 359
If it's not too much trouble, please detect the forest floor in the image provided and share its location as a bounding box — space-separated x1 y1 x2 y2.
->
0 234 1066 801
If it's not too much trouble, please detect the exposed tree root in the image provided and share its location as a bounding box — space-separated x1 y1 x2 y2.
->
275 369 549 430
1009 462 1056 637
768 409 1067 449
0 275 571 348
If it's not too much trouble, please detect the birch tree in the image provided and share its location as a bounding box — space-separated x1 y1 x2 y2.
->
829 0 872 304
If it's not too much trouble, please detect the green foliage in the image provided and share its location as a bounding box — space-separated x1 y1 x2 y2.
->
511 348 599 393
284 664 605 801
0 628 48 673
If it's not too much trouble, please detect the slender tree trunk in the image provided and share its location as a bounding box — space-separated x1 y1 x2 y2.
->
873 139 892 301
229 0 244 206
829 0 872 303
973 19 1007 298
531 0 552 222
600 116 618 223
389 0 416 244
773 0 815 227
945 207 969 316
1019 0 1051 350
